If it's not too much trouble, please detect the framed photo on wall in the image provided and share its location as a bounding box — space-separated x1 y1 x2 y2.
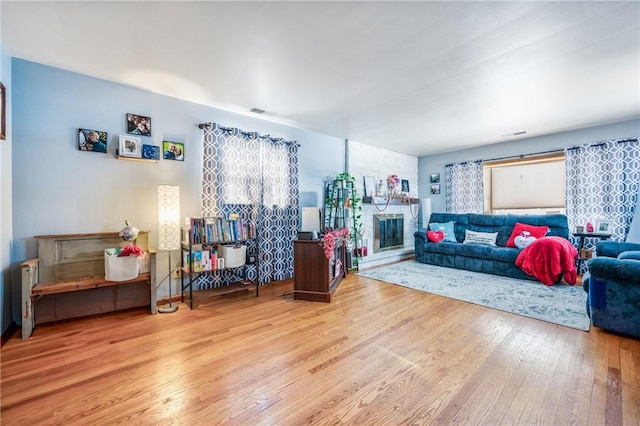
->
430 184 441 195
126 113 151 136
119 135 142 158
401 179 410 193
78 128 108 153
163 141 184 161
142 144 160 160
430 173 440 183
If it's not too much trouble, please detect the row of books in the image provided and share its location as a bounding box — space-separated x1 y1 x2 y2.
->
183 249 227 273
185 215 256 244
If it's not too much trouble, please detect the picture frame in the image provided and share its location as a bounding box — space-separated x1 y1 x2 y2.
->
0 82 5 140
118 135 142 158
595 219 612 235
163 141 184 161
78 128 108 153
142 144 160 160
401 179 410 193
126 113 151 136
430 173 440 184
363 176 376 197
430 184 441 195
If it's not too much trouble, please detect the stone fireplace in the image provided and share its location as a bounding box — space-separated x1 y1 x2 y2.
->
373 214 404 252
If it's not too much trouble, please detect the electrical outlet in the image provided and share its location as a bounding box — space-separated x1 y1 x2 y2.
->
172 268 181 279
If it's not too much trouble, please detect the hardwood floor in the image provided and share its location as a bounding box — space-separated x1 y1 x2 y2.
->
2 270 639 425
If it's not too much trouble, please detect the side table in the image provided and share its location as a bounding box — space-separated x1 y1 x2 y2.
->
573 232 611 271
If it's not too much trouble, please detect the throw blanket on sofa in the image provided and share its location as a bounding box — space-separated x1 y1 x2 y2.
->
515 236 578 285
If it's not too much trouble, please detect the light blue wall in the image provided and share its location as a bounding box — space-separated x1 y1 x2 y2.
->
10 59 345 324
1 43 13 337
418 119 640 219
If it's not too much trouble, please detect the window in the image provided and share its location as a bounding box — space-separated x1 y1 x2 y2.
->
483 153 566 215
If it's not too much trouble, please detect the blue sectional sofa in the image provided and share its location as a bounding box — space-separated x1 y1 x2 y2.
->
582 241 640 337
414 213 570 281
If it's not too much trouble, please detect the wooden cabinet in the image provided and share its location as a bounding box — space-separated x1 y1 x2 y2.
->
293 239 346 302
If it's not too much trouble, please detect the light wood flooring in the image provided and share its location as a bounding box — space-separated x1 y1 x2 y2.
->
2 270 639 425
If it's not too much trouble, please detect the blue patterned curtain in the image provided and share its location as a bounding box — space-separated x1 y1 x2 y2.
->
565 137 640 256
201 123 299 286
445 161 484 213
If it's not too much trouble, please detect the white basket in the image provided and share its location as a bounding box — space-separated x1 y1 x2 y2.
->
218 244 247 268
105 252 140 282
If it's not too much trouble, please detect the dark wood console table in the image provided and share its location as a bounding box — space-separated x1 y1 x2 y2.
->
293 239 346 302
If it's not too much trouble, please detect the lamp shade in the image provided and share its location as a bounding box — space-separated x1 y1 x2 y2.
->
158 185 181 250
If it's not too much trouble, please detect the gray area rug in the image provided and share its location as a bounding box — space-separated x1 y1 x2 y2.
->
358 261 590 331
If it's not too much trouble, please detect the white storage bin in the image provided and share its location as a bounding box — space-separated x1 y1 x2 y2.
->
218 244 247 268
105 251 140 282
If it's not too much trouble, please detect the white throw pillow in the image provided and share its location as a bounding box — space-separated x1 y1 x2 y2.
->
463 229 498 246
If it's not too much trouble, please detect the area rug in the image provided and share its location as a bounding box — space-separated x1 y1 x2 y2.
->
357 261 590 331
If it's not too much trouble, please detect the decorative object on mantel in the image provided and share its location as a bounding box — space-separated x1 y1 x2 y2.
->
387 174 401 196
157 185 180 313
376 179 386 197
363 176 421 219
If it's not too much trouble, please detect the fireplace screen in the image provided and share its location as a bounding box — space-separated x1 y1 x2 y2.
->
373 214 404 252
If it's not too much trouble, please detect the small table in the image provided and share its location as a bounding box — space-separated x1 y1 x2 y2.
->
573 232 611 270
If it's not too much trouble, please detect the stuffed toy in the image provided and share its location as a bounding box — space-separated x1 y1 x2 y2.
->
427 230 444 243
514 230 537 249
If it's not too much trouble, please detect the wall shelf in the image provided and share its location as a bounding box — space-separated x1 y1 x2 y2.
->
115 149 158 163
362 196 419 205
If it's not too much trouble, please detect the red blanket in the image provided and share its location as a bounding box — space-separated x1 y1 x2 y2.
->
515 236 578 286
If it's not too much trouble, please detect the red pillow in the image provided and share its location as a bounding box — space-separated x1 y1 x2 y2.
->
427 230 444 243
506 223 549 248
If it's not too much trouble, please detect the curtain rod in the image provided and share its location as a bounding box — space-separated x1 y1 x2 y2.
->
198 122 300 146
445 137 637 167
446 149 562 167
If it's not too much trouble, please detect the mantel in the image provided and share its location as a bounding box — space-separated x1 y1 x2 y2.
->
362 196 419 205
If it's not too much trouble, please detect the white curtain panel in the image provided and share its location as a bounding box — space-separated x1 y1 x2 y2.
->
445 161 484 213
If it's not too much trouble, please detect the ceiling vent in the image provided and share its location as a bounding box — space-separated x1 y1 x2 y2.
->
500 131 527 137
250 107 279 117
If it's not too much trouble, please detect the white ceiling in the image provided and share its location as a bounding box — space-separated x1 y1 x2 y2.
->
2 1 639 156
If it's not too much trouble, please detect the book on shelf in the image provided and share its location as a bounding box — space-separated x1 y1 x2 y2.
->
184 215 256 244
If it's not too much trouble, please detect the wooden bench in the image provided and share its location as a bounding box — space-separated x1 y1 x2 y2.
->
21 232 157 339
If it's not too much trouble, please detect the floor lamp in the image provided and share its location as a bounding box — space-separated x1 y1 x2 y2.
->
158 185 180 313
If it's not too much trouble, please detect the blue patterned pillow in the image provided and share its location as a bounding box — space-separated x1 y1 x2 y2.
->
429 221 457 242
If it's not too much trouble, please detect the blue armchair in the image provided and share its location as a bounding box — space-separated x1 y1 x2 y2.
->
582 241 640 338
